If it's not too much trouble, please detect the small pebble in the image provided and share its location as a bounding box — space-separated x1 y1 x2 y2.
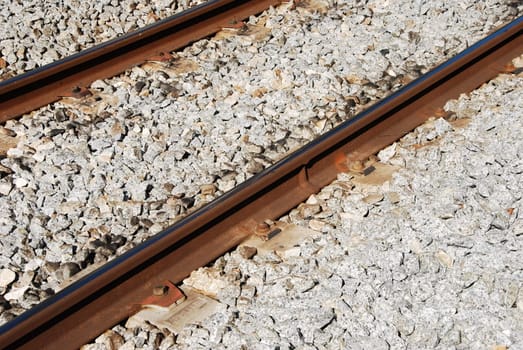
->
238 246 257 260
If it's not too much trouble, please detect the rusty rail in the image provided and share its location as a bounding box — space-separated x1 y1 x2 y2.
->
0 13 521 350
0 0 282 122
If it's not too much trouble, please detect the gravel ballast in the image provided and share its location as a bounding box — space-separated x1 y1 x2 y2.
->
87 69 523 349
0 0 521 330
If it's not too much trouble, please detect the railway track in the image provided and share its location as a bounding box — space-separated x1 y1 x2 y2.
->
0 6 520 348
0 0 521 348
0 0 282 121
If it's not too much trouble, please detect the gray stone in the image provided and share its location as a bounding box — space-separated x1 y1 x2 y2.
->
0 269 16 288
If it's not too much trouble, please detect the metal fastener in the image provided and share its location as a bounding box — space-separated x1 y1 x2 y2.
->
255 222 270 235
153 285 169 296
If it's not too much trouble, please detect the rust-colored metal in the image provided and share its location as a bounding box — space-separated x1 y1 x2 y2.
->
0 15 521 350
147 52 176 62
223 20 248 29
255 222 271 236
140 281 185 307
61 86 92 98
0 0 282 121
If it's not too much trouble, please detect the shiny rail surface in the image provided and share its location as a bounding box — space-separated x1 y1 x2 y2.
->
0 0 282 122
0 14 521 350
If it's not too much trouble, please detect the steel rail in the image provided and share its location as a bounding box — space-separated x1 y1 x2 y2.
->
0 15 521 350
0 0 282 122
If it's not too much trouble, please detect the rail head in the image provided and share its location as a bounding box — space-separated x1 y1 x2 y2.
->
0 13 521 350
